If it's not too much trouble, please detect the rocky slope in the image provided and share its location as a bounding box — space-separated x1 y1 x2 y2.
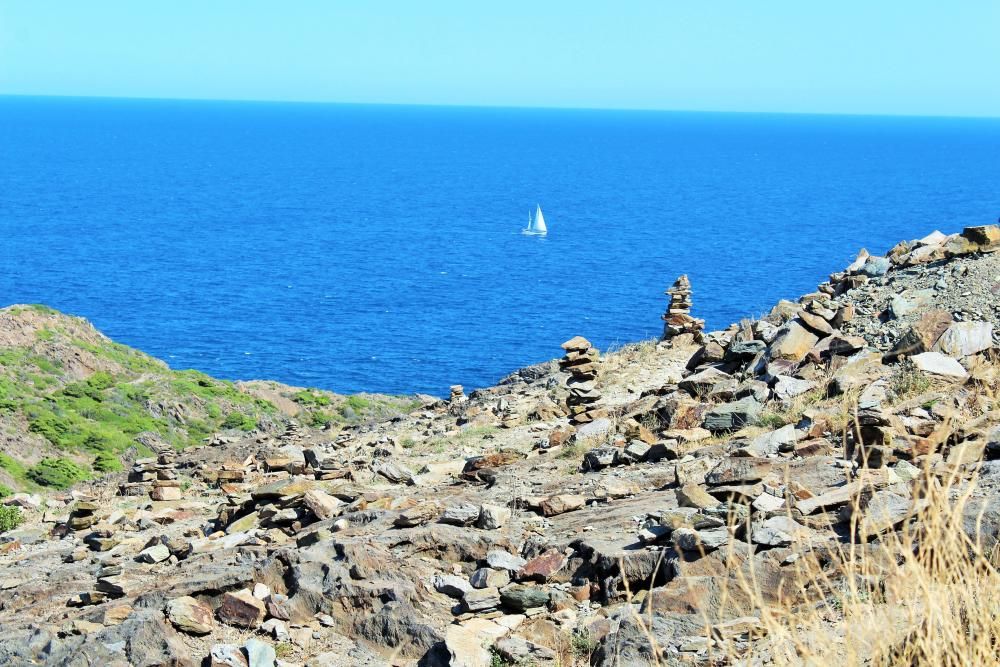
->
2 224 1000 666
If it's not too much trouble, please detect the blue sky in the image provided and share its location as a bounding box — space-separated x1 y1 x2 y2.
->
1 1 998 116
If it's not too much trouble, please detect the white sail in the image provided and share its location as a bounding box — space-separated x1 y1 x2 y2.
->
522 204 548 235
532 205 547 234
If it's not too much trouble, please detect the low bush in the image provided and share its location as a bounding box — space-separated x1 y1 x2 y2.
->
93 451 123 473
222 412 258 431
27 457 88 488
0 505 23 532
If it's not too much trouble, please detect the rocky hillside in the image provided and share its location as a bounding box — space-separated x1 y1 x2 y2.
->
0 305 422 494
2 224 1000 667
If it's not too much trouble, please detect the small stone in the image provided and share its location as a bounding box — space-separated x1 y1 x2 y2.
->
500 585 550 612
137 544 170 564
440 504 481 526
462 587 501 613
538 494 585 517
470 568 510 589
675 484 719 509
486 550 527 572
210 644 248 667
911 352 969 380
166 595 214 635
518 550 567 582
244 638 276 667
217 589 266 628
302 489 343 521
434 573 474 599
476 504 511 530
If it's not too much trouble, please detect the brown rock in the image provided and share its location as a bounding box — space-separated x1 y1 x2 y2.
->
217 588 265 628
676 483 719 509
303 489 343 521
770 322 819 362
538 494 585 517
888 310 953 359
167 595 214 635
518 550 568 582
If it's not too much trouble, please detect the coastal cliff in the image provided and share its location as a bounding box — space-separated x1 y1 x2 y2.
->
2 224 1000 666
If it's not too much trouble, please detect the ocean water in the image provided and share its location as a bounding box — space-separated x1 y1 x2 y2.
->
2 96 999 396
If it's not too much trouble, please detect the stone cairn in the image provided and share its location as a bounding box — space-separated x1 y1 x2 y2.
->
121 450 184 500
661 275 705 342
280 422 304 445
559 336 605 425
449 385 466 404
151 451 182 501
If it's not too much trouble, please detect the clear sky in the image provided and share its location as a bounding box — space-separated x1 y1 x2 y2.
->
1 1 998 117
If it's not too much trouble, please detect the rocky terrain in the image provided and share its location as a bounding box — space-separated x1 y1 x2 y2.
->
2 224 1000 666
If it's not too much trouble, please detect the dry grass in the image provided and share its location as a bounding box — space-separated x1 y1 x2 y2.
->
608 368 1000 667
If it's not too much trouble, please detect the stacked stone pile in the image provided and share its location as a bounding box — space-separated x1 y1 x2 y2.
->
122 457 158 496
150 451 182 501
559 336 605 425
66 498 99 531
280 422 304 445
449 385 465 404
661 275 704 341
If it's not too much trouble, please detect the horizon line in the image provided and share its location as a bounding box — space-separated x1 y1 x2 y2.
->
1 92 999 122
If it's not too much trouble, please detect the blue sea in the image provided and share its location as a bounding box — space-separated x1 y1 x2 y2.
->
2 96 999 395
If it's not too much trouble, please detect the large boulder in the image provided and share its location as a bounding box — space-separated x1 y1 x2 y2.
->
769 322 819 362
934 321 993 358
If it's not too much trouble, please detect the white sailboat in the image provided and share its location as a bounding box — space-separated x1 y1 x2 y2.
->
522 204 547 236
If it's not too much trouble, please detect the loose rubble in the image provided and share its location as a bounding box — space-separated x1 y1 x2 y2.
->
3 223 1000 666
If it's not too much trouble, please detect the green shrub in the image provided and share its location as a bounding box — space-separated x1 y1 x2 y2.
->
93 451 123 473
0 505 23 532
222 412 258 431
27 457 88 488
293 390 331 406
0 484 12 498
309 411 337 428
0 453 26 480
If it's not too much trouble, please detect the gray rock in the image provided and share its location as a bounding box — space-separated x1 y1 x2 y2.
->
583 447 618 471
212 644 249 667
486 550 527 572
433 573 473 599
741 424 797 457
671 527 729 552
440 504 481 526
859 256 890 277
500 585 550 612
244 638 276 667
476 504 511 530
495 635 557 663
935 321 993 358
137 544 170 564
575 418 613 441
703 397 761 432
461 586 501 613
470 567 510 589
911 352 968 380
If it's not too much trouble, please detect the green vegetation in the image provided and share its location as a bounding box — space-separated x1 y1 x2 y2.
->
0 484 12 498
26 457 88 488
0 505 23 532
93 451 123 473
891 361 932 402
0 453 27 482
222 411 258 431
293 389 332 406
754 410 790 429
